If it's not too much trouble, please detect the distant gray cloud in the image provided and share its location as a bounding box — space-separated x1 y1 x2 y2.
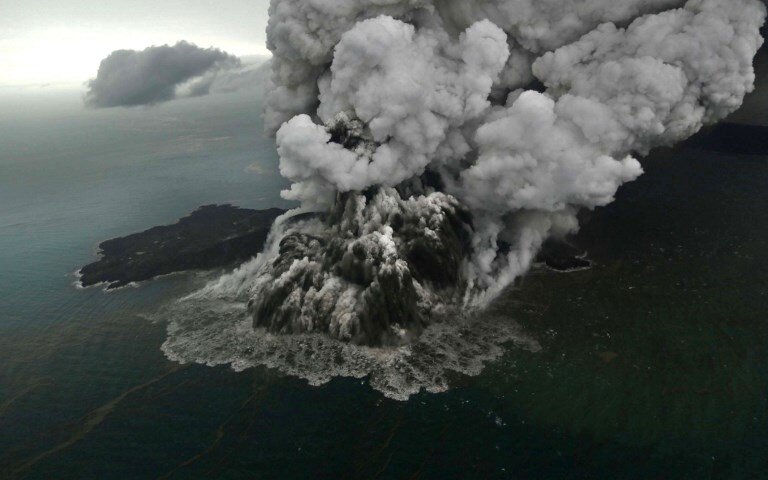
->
85 41 241 108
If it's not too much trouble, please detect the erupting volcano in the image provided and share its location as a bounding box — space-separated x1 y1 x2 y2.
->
161 0 766 399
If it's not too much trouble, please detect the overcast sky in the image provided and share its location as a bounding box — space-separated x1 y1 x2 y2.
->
0 0 271 87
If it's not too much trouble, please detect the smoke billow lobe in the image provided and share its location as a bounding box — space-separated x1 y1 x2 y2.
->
207 0 766 349
85 41 241 108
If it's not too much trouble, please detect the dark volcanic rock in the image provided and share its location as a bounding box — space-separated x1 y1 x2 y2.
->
536 238 591 272
79 205 285 290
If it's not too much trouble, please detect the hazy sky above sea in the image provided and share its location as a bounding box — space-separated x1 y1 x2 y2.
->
0 0 271 88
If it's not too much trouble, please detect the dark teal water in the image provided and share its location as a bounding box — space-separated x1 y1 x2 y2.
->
1 89 767 479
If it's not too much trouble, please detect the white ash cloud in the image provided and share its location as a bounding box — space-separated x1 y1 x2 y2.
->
452 0 766 298
164 0 765 396
433 0 687 52
262 0 690 132
85 41 252 108
260 0 764 310
278 17 509 208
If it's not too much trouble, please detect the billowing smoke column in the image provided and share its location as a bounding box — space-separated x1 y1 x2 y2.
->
243 0 765 347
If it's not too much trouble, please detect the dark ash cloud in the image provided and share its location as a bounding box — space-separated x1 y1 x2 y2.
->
85 41 241 108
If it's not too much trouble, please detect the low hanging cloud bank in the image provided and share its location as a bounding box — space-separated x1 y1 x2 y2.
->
162 0 765 398
84 41 267 108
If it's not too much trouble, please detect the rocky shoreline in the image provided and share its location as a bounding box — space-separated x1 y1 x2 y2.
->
78 205 285 290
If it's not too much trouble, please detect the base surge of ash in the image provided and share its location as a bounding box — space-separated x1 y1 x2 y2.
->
158 165 542 398
159 285 540 401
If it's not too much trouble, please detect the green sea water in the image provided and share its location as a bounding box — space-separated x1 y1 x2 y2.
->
0 88 767 479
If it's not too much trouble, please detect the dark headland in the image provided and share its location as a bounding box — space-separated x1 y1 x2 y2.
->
79 205 285 290
684 122 768 155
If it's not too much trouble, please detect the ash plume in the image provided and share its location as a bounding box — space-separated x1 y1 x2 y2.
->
163 0 765 398
85 41 242 108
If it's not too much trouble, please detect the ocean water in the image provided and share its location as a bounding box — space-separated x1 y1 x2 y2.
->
1 87 767 479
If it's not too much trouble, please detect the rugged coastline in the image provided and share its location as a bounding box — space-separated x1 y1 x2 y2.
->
78 205 285 290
